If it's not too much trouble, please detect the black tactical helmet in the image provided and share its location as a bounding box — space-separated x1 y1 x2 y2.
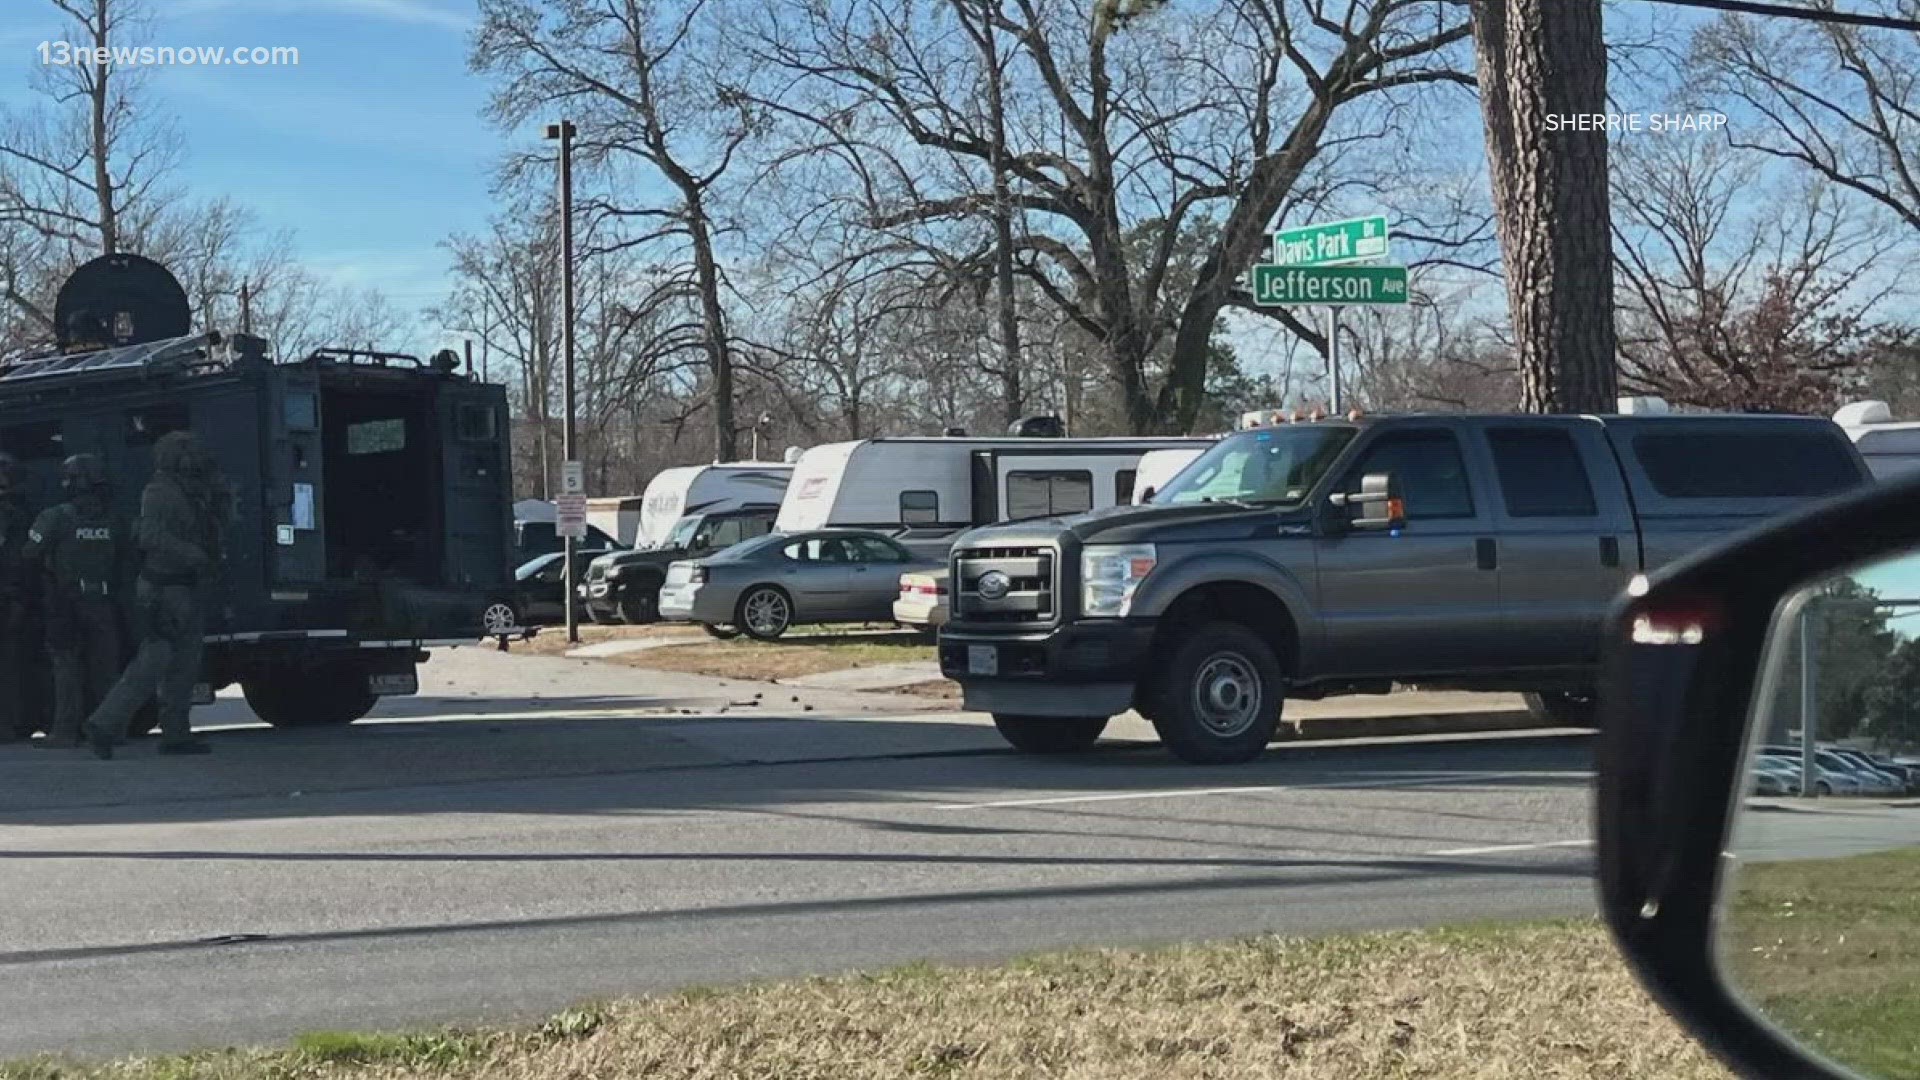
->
60 453 108 497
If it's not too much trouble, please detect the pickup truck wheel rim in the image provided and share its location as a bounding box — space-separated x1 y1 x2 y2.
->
1193 653 1260 737
745 591 788 634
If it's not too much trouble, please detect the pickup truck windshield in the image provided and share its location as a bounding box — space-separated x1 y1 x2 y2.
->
663 515 703 550
1155 426 1356 506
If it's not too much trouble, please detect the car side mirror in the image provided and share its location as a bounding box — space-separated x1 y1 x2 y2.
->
1327 472 1404 531
1597 472 1920 1080
1138 486 1157 504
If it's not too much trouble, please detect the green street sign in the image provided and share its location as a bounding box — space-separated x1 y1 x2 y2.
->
1272 215 1390 267
1250 264 1409 306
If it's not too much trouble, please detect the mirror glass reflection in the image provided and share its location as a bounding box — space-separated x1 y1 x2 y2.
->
1721 547 1920 1078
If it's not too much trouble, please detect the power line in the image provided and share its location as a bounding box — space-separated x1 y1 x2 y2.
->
1641 0 1920 31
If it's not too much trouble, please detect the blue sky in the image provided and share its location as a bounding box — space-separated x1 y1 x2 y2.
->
1 0 508 346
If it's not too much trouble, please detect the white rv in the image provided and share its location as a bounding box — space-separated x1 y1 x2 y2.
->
1835 400 1920 479
638 462 795 548
587 496 647 548
777 437 1209 552
1130 445 1213 504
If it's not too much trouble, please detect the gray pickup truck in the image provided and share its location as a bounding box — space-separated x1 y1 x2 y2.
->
940 412 1869 764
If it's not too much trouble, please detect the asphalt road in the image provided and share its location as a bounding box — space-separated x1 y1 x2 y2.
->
0 649 1598 1060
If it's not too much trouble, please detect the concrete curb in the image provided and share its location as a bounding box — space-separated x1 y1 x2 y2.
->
1282 709 1543 741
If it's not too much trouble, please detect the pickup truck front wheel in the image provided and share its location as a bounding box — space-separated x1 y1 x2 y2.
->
1150 624 1284 765
992 714 1108 754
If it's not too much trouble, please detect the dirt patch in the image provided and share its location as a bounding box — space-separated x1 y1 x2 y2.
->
606 631 936 683
509 624 700 658
5 922 1728 1079
896 678 962 701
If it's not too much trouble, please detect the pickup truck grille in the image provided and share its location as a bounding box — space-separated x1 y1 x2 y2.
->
952 545 1057 624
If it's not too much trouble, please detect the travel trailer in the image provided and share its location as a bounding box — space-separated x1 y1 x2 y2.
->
776 436 1209 554
637 462 794 548
1130 445 1212 504
1834 400 1920 480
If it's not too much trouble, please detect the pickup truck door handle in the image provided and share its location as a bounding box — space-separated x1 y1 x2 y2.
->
1476 537 1497 571
1599 536 1621 568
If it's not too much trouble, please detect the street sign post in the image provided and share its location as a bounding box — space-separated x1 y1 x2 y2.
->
557 458 588 541
556 495 588 539
1250 264 1408 307
1256 215 1403 414
1272 215 1390 267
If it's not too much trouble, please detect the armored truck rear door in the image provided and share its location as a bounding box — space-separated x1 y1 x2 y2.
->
437 383 512 596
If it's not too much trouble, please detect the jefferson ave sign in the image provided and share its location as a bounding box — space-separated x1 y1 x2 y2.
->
1272 215 1389 267
1251 264 1408 307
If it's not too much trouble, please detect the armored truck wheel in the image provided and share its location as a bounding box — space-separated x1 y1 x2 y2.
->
243 666 378 728
1149 624 1284 765
992 714 1108 754
1524 690 1598 728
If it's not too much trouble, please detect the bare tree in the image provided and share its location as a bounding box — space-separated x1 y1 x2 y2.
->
1469 0 1618 412
1697 1 1920 238
0 0 177 334
1612 136 1910 412
474 0 755 461
744 0 1474 433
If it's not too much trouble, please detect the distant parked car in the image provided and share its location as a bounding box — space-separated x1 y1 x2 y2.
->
893 569 949 638
504 547 613 628
1825 747 1919 794
658 530 942 641
1757 751 1865 797
1750 759 1796 797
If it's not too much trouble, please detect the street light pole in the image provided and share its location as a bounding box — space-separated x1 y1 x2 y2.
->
546 119 580 644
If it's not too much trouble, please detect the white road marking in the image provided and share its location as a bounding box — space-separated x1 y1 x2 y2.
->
933 785 1290 810
1425 839 1591 857
930 771 1575 811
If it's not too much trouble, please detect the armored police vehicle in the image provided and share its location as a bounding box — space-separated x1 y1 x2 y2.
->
0 254 513 728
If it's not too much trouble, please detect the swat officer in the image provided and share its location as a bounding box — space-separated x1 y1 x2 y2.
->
24 454 128 748
0 452 34 744
84 431 228 758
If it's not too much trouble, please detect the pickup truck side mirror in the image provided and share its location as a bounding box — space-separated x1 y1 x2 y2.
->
1328 472 1404 531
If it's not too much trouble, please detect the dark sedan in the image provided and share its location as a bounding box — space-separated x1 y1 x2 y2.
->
493 547 615 630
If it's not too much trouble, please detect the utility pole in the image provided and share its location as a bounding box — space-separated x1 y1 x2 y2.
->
546 119 581 644
1327 309 1343 413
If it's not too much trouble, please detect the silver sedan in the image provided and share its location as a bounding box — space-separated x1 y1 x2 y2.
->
658 530 943 640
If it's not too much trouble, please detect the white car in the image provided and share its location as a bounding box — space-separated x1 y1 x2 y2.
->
893 569 948 638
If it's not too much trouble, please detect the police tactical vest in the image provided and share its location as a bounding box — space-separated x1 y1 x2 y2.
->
33 503 121 591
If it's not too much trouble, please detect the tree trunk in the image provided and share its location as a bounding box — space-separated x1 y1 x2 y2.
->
687 208 738 461
87 0 117 255
1471 0 1617 413
982 16 1023 429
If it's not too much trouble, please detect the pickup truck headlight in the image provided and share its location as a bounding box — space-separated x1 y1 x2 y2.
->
604 565 627 581
1081 544 1156 617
